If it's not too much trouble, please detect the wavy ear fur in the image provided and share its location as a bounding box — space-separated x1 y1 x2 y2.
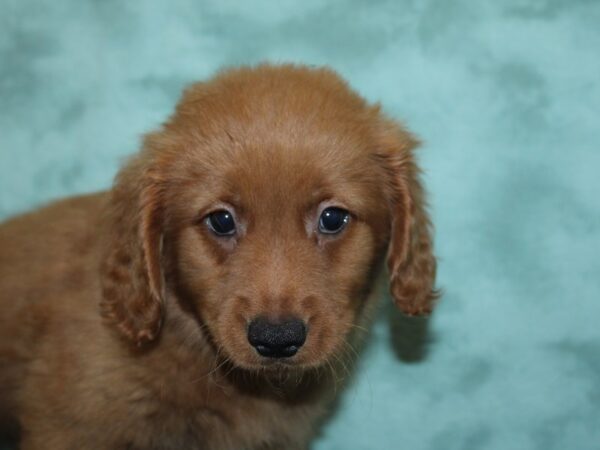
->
375 118 438 316
100 146 165 347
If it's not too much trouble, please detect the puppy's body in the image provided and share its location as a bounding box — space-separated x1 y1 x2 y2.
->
0 65 437 449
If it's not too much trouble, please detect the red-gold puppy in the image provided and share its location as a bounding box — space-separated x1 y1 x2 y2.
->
0 64 437 450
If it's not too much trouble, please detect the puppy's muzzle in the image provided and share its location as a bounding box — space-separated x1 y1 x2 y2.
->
247 318 306 358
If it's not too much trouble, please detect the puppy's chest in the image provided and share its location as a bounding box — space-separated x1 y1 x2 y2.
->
125 376 317 450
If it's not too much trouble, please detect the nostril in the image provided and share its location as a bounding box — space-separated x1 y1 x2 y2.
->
247 318 307 358
255 344 274 357
280 344 300 357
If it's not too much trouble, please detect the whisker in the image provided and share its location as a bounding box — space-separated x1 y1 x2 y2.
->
344 322 369 333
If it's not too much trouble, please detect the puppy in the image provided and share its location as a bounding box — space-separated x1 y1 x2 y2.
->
0 64 437 450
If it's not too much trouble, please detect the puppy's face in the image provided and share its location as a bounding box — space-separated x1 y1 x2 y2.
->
169 131 390 370
101 65 437 371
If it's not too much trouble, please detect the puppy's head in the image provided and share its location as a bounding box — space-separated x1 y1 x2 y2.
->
101 65 437 370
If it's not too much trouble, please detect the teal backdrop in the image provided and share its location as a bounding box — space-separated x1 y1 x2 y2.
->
1 1 599 449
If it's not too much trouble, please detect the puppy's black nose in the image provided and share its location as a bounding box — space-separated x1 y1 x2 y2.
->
247 318 306 358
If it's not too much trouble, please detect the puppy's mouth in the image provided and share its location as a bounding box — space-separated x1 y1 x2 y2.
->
255 357 299 370
244 345 308 371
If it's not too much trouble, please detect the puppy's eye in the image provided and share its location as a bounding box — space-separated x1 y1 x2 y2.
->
318 207 350 234
206 210 236 236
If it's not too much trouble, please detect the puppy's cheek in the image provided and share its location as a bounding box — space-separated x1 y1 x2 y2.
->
299 228 378 366
174 229 232 337
213 296 258 367
171 236 251 364
332 225 378 298
301 302 355 367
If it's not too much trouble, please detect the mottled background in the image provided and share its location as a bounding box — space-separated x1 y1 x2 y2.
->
1 1 599 449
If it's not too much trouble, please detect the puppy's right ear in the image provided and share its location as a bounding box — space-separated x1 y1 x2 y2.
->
100 143 166 347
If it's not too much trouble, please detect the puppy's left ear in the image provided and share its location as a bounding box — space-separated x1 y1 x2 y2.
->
375 118 438 316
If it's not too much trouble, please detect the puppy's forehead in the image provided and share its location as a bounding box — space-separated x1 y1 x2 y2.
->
173 65 379 152
171 66 385 212
203 139 382 217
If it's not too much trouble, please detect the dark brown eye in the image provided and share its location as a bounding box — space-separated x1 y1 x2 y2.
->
318 207 350 234
206 210 236 236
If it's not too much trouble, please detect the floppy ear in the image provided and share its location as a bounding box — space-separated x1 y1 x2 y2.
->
100 150 165 346
376 118 438 316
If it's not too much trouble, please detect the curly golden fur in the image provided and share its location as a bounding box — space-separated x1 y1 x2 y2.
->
0 64 437 449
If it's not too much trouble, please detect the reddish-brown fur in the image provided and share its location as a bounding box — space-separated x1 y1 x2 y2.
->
0 64 437 449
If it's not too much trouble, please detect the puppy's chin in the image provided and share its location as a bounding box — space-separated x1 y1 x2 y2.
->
224 352 316 372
